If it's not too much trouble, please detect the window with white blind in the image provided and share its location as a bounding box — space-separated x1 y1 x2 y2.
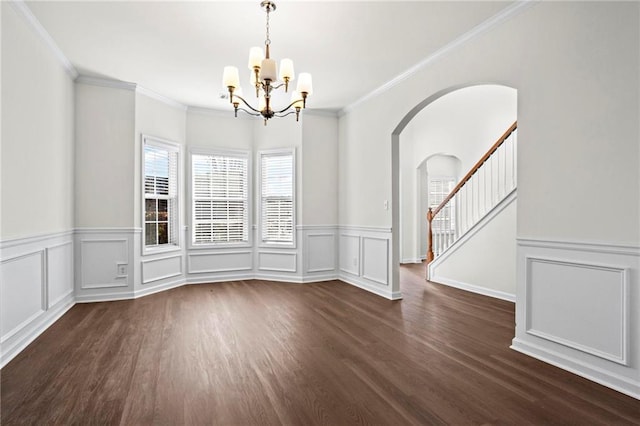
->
191 151 249 245
428 177 456 232
260 150 294 245
143 136 179 250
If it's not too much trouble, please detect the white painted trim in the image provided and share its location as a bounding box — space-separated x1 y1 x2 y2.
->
0 296 75 368
136 85 187 111
340 0 537 115
74 227 141 234
257 251 298 273
0 251 47 342
524 256 629 365
303 109 339 118
338 225 392 233
134 277 184 298
187 251 253 274
297 225 339 230
140 253 184 285
361 236 390 285
46 241 74 308
517 238 640 256
0 230 74 249
511 338 639 400
337 275 402 301
75 75 137 91
8 0 78 79
339 234 361 276
301 273 339 283
430 276 515 302
401 258 423 264
429 189 516 273
304 233 337 273
186 273 254 285
79 238 129 289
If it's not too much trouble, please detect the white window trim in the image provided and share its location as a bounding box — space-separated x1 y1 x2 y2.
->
188 147 252 250
141 134 182 255
258 148 296 249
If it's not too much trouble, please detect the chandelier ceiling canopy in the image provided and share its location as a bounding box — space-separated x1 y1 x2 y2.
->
222 1 312 125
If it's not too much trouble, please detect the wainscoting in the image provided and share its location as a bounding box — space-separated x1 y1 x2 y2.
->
0 231 75 367
512 238 640 399
74 228 140 302
338 226 400 300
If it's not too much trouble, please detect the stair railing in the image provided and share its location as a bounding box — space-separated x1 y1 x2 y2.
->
427 121 518 264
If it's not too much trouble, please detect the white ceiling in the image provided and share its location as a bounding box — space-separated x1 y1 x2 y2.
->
25 1 513 112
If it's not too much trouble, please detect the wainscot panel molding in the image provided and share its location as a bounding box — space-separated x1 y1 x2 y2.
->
258 251 297 273
301 226 338 278
141 254 184 284
0 231 75 368
305 234 336 273
187 251 253 274
512 239 640 400
339 234 361 276
338 227 396 299
74 229 139 299
361 236 390 285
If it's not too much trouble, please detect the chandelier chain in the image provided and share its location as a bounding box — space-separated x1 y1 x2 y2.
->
265 8 271 46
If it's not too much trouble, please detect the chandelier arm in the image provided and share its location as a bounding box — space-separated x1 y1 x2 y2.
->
274 110 298 118
274 99 305 114
236 107 262 117
269 82 286 91
233 95 262 114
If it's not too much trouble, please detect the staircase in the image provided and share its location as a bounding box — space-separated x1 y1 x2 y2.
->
426 122 517 279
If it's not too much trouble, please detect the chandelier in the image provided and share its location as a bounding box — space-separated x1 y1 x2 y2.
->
222 1 313 125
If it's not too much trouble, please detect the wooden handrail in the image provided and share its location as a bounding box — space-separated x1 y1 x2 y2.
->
426 121 517 268
432 121 517 218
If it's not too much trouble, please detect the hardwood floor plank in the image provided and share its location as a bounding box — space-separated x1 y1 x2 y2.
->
2 264 639 425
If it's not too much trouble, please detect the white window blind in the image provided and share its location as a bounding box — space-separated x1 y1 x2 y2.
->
260 151 294 243
144 141 179 248
192 153 249 244
429 177 456 233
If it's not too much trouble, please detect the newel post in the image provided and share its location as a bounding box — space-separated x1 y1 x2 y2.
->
426 208 434 264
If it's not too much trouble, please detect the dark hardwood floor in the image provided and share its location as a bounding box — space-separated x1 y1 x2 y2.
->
1 264 639 425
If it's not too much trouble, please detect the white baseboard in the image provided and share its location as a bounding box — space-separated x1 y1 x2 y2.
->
430 275 515 302
1 295 75 368
511 338 639 400
338 273 402 300
135 278 185 298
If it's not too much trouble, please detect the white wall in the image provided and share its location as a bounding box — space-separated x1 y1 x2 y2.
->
339 1 639 398
1 2 74 239
429 194 517 301
1 2 75 366
75 83 135 228
301 113 338 226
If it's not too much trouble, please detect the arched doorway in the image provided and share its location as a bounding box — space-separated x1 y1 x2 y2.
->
391 84 517 296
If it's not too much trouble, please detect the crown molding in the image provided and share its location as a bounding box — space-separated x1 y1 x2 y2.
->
75 75 137 91
136 86 187 111
340 0 538 115
9 0 79 80
303 109 339 118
